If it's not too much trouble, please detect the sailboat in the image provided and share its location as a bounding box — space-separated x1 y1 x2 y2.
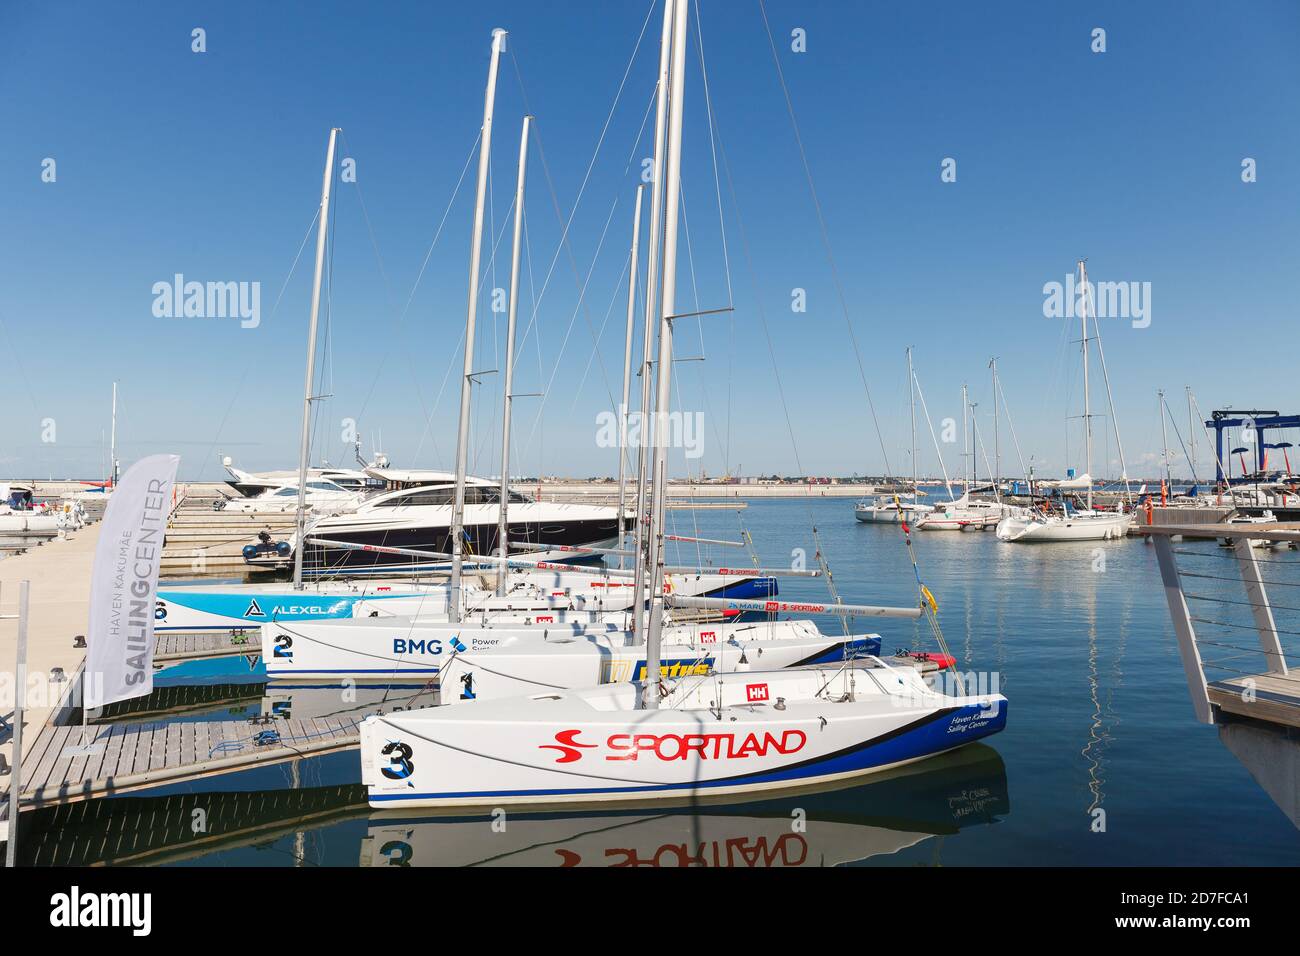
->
252 45 870 680
156 57 772 635
913 382 1007 530
996 260 1133 542
854 348 935 524
357 1 1004 811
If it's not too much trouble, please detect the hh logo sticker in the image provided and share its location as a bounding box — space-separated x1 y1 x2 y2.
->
746 683 770 702
700 630 717 643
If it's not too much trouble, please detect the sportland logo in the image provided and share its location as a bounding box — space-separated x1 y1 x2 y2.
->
539 727 807 763
1042 272 1151 329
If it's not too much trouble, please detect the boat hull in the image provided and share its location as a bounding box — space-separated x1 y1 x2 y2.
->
260 617 880 683
995 512 1131 542
360 668 1005 809
155 571 778 632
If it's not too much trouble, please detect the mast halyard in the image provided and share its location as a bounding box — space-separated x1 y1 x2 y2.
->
642 0 689 710
616 185 645 570
293 126 340 590
449 28 507 621
496 114 531 596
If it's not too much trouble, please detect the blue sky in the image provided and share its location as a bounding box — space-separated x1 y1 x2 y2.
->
2 0 1297 483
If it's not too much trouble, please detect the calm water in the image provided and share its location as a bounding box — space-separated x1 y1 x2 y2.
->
18 498 1300 866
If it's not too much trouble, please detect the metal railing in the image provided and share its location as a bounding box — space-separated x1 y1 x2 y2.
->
1141 523 1300 724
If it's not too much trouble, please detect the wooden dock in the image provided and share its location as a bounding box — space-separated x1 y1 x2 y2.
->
14 715 360 808
154 630 259 662
1208 673 1300 729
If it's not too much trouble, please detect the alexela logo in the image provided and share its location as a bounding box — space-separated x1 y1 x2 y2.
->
151 274 261 329
50 886 152 936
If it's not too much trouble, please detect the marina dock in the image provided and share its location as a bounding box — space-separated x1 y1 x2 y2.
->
13 714 360 808
1143 522 1300 730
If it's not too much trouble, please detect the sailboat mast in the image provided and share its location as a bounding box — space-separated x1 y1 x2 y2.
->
292 126 340 590
630 2 675 638
990 357 999 489
616 185 645 569
110 381 119 488
961 384 969 491
643 0 689 709
908 347 916 493
1159 388 1171 488
1079 259 1093 511
496 114 531 595
1186 385 1196 480
449 28 507 622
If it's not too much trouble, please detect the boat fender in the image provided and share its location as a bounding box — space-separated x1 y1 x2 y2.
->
242 544 259 560
276 541 292 556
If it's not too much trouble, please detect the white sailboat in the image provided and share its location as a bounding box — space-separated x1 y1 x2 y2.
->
855 348 935 524
157 41 770 635
913 383 1008 530
358 1 1004 811
996 260 1133 543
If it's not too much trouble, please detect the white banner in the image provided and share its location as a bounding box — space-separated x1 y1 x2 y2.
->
84 454 179 711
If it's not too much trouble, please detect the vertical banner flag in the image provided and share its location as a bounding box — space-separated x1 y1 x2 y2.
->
84 454 180 711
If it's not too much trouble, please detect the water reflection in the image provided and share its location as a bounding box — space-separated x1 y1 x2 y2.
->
1218 720 1300 830
362 744 1008 868
14 743 1007 867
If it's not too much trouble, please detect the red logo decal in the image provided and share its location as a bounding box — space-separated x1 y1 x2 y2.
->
746 683 770 702
764 601 780 613
700 630 717 643
536 615 555 623
540 729 597 763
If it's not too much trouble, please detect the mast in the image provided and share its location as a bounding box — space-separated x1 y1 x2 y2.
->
616 185 645 569
496 114 531 595
961 383 969 493
1158 388 1171 489
109 381 119 488
643 0 689 709
908 347 916 494
293 126 340 589
630 1 675 638
1186 385 1196 481
989 357 999 489
449 28 507 622
1079 259 1093 511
